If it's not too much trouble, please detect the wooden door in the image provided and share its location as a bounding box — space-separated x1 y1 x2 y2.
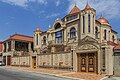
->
79 53 97 73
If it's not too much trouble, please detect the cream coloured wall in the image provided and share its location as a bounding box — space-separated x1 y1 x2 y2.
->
37 53 72 68
11 56 30 66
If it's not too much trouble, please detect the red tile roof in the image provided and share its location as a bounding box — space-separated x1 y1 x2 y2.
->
4 34 33 42
107 41 118 46
107 41 120 50
114 45 120 50
98 16 109 24
0 42 2 52
68 6 81 15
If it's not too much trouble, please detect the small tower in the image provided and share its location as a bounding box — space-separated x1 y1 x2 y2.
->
34 27 42 50
81 2 96 39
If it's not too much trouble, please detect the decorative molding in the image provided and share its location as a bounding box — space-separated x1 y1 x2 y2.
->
78 44 97 50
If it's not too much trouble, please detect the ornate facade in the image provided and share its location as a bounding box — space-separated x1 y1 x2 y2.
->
33 4 118 76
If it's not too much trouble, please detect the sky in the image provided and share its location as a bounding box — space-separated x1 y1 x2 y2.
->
0 0 120 41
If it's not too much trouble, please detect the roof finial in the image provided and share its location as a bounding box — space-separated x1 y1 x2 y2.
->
48 24 51 29
85 0 91 9
87 0 88 4
75 1 76 6
100 13 103 18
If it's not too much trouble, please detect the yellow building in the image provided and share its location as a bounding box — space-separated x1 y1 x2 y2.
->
33 3 118 76
10 3 120 77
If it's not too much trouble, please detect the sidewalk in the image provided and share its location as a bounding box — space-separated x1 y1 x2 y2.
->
3 66 103 80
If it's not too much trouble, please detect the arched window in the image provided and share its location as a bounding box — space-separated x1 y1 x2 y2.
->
95 27 98 39
70 27 76 38
55 23 61 29
36 34 38 45
112 35 115 42
43 36 46 44
88 15 90 32
104 30 107 40
83 16 85 33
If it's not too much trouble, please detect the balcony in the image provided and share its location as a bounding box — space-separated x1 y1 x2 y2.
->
48 40 64 46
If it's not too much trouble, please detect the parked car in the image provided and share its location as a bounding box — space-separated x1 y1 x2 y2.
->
0 61 5 66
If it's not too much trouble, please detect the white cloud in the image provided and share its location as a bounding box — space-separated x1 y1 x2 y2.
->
68 0 120 19
56 0 60 6
1 0 47 7
1 0 28 7
29 0 47 5
46 13 60 18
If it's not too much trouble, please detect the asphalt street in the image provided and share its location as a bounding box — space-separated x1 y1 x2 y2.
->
0 67 77 80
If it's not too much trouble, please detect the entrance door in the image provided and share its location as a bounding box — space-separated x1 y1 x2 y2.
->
32 57 36 68
79 53 97 73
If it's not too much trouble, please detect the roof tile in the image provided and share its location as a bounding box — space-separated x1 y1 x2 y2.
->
69 6 80 15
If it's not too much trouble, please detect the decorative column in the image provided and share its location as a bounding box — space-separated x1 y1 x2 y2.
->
6 42 8 66
90 14 93 34
85 14 88 34
28 42 32 52
11 40 15 57
80 15 83 34
2 43 4 63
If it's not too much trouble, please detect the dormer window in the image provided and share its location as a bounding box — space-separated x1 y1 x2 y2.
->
55 23 61 29
67 14 78 21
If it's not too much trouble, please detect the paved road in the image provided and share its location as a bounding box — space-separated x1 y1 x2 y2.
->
0 67 77 80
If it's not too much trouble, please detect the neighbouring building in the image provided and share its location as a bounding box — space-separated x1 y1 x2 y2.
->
114 45 120 77
0 42 2 61
2 34 33 66
32 3 118 76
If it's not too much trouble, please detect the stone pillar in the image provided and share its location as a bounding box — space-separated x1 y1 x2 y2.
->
64 29 67 45
11 40 15 57
6 42 8 66
73 50 77 72
28 42 32 52
93 14 95 34
98 49 101 74
2 44 4 62
80 15 83 34
90 14 93 34
11 40 15 51
2 43 4 53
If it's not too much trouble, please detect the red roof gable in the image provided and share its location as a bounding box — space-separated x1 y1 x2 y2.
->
69 6 81 15
85 3 91 9
4 34 33 42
